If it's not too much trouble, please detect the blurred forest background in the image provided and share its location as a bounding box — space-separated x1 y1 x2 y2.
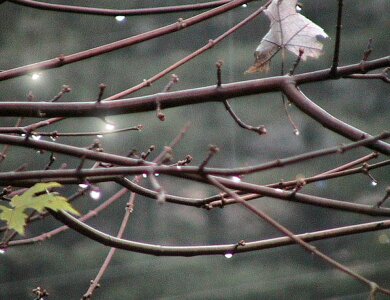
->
0 0 389 299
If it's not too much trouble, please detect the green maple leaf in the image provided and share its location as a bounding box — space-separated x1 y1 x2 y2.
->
0 182 80 235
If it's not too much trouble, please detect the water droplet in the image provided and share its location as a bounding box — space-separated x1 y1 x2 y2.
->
115 15 125 22
231 176 241 183
224 252 233 259
32 134 41 141
176 166 182 170
378 233 390 244
142 173 148 178
0 249 7 254
154 173 160 177
371 180 378 187
241 4 247 8
293 129 300 136
50 136 57 141
296 5 302 12
31 73 41 80
275 188 283 193
96 134 103 138
105 123 115 131
90 189 101 200
79 183 89 189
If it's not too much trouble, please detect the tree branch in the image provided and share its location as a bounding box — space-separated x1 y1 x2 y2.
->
47 209 390 257
8 0 245 16
0 0 256 81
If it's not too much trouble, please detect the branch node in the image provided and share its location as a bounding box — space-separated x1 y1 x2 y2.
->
238 240 246 247
57 54 65 64
177 154 192 166
177 18 187 29
32 287 49 300
143 79 152 87
369 282 379 300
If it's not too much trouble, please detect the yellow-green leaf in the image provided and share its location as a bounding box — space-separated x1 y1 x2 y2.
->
0 205 28 235
0 182 80 235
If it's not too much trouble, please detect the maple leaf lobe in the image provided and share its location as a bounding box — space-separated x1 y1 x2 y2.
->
246 0 328 73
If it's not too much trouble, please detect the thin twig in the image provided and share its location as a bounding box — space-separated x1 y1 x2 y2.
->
0 0 258 82
207 175 390 297
9 0 243 16
223 100 267 135
105 1 271 100
82 192 136 299
331 0 344 77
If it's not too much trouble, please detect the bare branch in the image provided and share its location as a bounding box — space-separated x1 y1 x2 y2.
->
9 0 244 16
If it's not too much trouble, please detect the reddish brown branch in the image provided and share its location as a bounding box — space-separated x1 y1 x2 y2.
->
0 0 255 81
282 81 390 154
208 176 390 296
106 1 270 100
9 0 245 16
0 132 387 183
1 57 388 117
82 192 136 299
47 209 390 257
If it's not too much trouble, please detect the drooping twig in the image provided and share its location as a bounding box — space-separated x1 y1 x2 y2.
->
282 81 390 155
223 100 267 135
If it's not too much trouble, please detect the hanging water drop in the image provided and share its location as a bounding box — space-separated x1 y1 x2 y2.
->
105 123 115 131
115 15 125 22
79 183 89 189
90 188 101 200
231 176 241 183
224 252 233 259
